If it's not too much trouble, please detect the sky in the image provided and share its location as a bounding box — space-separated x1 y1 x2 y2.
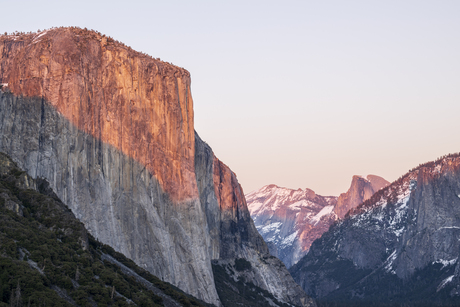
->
2 0 460 196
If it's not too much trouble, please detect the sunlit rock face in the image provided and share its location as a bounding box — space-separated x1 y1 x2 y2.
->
247 175 389 268
195 134 315 306
0 27 195 203
335 175 390 219
0 28 314 307
289 155 460 306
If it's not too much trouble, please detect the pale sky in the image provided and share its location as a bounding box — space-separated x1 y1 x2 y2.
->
2 0 460 196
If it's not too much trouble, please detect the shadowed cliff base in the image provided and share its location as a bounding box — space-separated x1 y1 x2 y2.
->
0 151 211 307
0 91 219 305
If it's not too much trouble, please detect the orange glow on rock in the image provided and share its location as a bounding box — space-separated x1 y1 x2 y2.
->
0 28 197 202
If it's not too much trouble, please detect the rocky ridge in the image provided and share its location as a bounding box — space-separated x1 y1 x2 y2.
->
289 154 460 306
334 174 390 219
247 175 389 268
0 27 314 306
195 136 311 306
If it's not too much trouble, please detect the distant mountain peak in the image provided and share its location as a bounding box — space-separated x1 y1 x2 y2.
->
334 174 390 219
247 173 389 267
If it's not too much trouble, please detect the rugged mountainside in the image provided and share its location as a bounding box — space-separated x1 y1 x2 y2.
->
247 185 338 268
247 175 388 268
290 154 460 306
0 27 314 307
334 175 390 219
0 151 210 307
196 136 312 307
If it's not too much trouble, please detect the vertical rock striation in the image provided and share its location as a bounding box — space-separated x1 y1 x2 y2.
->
0 28 313 306
195 134 314 306
0 27 216 305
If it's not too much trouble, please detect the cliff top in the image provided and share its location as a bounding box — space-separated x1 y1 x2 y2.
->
0 26 189 82
0 26 197 202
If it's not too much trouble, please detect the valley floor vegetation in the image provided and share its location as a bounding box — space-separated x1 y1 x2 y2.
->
0 152 208 307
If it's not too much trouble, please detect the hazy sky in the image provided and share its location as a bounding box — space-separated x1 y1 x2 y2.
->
3 1 460 196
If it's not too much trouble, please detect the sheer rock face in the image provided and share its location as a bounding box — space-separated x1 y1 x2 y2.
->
0 28 313 307
289 155 460 304
0 27 196 203
0 89 219 305
334 175 389 219
0 28 215 304
195 134 315 307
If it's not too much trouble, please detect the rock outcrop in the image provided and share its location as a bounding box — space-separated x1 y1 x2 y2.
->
334 175 389 219
289 154 460 306
0 28 313 307
247 175 389 268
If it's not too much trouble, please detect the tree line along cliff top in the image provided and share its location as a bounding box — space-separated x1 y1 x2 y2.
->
0 25 198 202
0 26 190 83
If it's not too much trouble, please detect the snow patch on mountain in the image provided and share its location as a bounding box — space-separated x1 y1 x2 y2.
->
288 201 304 211
389 196 411 236
310 205 334 226
433 258 458 269
248 201 264 214
434 164 442 174
384 250 397 274
437 275 455 292
281 231 299 248
257 222 282 235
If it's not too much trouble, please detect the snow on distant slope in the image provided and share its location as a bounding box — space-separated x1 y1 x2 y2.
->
289 154 460 305
247 185 338 268
311 205 334 226
247 174 389 268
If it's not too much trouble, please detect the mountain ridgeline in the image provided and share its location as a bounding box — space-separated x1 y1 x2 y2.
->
247 175 389 268
289 154 460 306
0 27 314 307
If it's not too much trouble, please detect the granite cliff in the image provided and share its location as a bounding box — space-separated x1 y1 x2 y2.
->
334 175 390 219
0 27 313 306
289 154 460 306
0 151 210 307
247 175 388 268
